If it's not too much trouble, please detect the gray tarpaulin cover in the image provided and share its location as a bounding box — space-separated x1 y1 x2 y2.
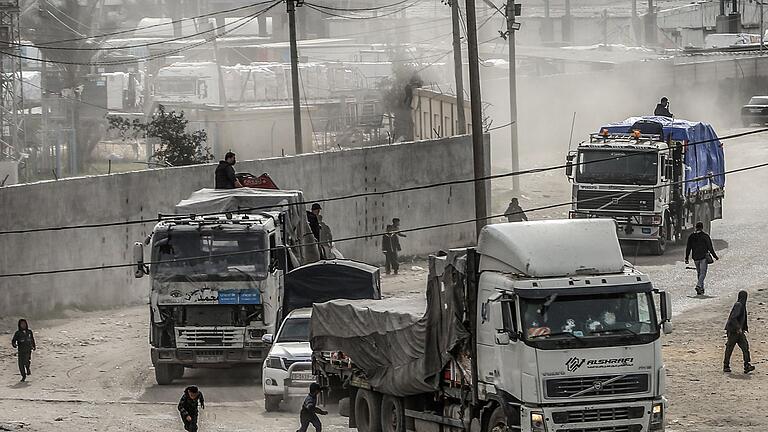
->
310 252 470 397
175 188 320 264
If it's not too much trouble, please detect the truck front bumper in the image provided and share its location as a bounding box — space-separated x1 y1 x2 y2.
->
570 211 662 242
151 346 266 366
520 398 666 432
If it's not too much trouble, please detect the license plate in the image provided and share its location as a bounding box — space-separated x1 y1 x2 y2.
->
196 355 223 363
291 372 314 382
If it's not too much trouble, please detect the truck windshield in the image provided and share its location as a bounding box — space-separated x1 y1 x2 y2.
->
152 231 269 282
277 318 310 343
521 292 658 348
576 149 658 185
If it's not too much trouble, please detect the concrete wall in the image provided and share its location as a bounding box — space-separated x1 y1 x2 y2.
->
0 135 489 316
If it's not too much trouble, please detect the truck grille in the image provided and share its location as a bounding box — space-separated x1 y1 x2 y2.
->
556 426 643 432
552 407 645 424
576 190 654 212
175 327 245 348
545 374 649 398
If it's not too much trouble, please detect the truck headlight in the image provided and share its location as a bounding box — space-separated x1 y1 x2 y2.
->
530 412 547 432
649 403 664 431
265 356 286 371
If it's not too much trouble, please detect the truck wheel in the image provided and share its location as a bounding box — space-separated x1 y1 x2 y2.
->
154 364 174 385
380 395 405 432
486 406 509 432
264 395 281 412
355 389 382 432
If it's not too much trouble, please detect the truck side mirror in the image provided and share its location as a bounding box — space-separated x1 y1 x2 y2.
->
662 322 673 335
565 154 575 178
489 300 510 345
262 334 274 344
659 290 672 322
133 242 147 279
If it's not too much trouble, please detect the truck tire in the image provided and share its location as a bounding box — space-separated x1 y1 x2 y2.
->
486 406 509 432
380 395 405 432
264 395 281 412
355 389 382 432
651 219 669 255
154 364 174 385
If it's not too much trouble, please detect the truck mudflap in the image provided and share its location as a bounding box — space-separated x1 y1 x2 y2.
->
151 347 266 365
522 399 665 432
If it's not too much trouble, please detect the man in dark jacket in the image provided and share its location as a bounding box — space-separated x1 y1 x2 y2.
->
296 382 327 432
723 290 755 374
382 218 407 275
178 385 205 432
307 203 322 242
685 222 719 295
214 152 243 189
11 319 36 382
504 198 528 223
654 97 674 117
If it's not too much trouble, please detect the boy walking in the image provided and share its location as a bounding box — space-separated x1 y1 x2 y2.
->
723 290 755 374
178 385 205 432
11 319 36 382
297 383 327 432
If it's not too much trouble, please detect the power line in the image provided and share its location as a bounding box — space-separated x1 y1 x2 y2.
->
304 0 424 20
2 2 281 66
10 1 274 48
1 159 766 278
0 127 761 236
305 0 412 12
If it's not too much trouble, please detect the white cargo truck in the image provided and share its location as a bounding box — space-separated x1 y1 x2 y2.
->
312 219 671 432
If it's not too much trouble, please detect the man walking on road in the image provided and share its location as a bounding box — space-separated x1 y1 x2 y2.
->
382 218 406 275
296 382 327 432
11 319 35 382
723 290 755 374
685 221 719 295
504 198 528 223
178 385 205 432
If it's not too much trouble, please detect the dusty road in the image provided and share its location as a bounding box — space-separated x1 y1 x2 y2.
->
1 127 767 431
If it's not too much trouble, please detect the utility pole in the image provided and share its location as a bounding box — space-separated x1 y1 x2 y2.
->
563 0 572 43
506 1 520 192
451 0 466 135
464 0 488 236
287 0 304 154
761 0 764 55
210 19 228 157
645 0 657 45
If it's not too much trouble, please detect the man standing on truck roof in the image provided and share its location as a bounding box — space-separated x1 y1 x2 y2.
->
685 221 719 296
178 385 205 432
382 218 406 275
307 203 322 242
296 382 327 432
654 97 674 118
215 152 243 189
723 290 755 374
504 198 528 223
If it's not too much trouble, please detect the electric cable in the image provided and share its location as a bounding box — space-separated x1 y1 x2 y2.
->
1 127 762 236
9 1 274 48
305 0 412 12
303 0 424 20
0 159 764 278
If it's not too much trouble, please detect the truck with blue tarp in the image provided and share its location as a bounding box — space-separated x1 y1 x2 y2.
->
133 187 321 384
565 116 725 255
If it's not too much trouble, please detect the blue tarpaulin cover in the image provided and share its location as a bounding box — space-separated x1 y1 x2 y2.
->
600 116 725 194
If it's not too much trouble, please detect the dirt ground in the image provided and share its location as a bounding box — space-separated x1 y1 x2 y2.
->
664 284 768 431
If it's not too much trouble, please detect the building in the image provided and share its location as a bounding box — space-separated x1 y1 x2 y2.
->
411 88 470 141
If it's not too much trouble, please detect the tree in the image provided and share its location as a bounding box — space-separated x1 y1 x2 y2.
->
108 105 213 166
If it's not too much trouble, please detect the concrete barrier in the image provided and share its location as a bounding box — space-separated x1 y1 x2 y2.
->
0 135 489 316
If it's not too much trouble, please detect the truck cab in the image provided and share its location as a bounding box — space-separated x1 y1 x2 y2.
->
134 186 320 385
567 117 725 255
475 220 670 432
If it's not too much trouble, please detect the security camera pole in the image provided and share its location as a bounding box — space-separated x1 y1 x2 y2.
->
287 0 303 154
506 1 520 192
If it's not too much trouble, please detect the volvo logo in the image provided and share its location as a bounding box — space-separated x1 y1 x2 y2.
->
611 198 620 205
593 380 604 391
